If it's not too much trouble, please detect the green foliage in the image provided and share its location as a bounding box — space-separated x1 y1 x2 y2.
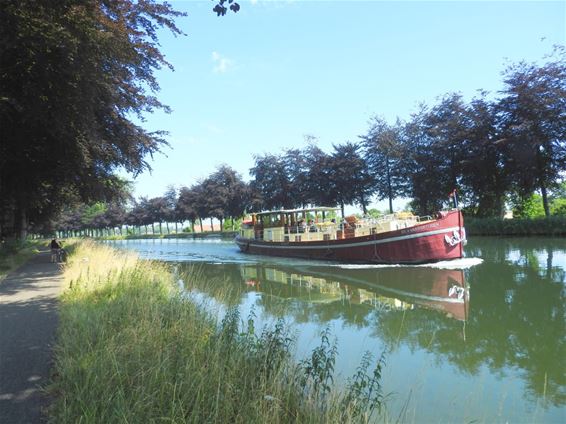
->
223 217 242 231
342 351 386 421
511 193 546 218
297 327 338 406
81 203 107 226
366 208 385 218
551 198 566 216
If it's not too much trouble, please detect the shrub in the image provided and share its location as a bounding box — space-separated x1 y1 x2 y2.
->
465 216 566 236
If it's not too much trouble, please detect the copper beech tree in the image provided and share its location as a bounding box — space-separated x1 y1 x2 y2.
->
0 0 240 239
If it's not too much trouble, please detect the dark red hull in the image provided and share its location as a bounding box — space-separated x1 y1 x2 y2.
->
235 210 465 264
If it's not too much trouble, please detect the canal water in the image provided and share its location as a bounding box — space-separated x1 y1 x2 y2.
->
106 236 565 423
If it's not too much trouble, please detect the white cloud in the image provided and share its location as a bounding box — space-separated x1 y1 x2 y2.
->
211 51 234 74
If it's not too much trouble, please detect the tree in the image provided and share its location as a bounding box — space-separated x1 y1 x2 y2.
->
250 154 293 210
133 197 154 234
190 182 211 232
304 144 334 207
164 186 180 233
284 148 311 208
211 0 241 16
509 193 546 218
549 181 566 216
202 165 248 230
176 186 199 233
459 94 508 217
361 117 408 213
148 197 170 235
0 0 185 238
498 48 566 217
402 95 471 215
403 105 445 215
103 202 127 235
328 142 374 216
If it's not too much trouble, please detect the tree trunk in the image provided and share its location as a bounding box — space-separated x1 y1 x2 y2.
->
540 184 550 217
219 217 223 232
340 202 345 218
151 223 155 234
159 222 162 235
199 218 203 233
19 207 27 240
360 194 368 215
175 222 178 233
210 218 214 232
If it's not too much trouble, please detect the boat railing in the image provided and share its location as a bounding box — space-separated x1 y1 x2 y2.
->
283 224 339 242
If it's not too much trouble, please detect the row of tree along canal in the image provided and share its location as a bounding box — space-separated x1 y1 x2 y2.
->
3 30 564 238
45 48 565 237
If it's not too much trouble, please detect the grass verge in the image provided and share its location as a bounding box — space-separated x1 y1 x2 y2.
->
48 241 386 423
0 239 44 282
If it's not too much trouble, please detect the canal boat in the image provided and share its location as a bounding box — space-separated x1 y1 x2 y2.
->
235 206 466 264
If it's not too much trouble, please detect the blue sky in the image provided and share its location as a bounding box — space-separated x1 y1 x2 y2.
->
128 0 565 210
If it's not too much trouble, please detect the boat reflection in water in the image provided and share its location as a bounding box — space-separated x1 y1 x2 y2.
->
241 264 469 321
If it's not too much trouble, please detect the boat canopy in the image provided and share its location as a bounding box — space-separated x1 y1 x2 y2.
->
254 207 341 217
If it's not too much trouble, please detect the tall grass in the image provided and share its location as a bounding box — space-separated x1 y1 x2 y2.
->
48 242 386 423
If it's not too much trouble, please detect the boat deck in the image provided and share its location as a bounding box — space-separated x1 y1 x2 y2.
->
241 213 435 243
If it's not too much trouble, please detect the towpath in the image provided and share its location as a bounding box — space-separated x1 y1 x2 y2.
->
0 250 63 423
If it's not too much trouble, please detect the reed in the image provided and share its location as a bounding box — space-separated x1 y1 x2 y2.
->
48 241 386 423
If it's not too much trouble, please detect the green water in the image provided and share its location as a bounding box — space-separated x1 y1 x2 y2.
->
107 236 565 422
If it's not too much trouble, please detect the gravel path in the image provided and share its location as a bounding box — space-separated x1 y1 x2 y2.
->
0 250 63 423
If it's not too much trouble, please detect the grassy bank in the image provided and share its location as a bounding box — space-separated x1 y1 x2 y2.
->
0 239 44 282
48 242 386 423
465 216 566 236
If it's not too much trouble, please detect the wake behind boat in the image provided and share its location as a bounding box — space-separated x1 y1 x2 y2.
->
235 207 466 264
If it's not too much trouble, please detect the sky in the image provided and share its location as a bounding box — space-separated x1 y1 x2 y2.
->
126 0 566 211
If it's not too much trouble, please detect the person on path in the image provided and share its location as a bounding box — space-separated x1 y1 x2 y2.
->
49 239 60 263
